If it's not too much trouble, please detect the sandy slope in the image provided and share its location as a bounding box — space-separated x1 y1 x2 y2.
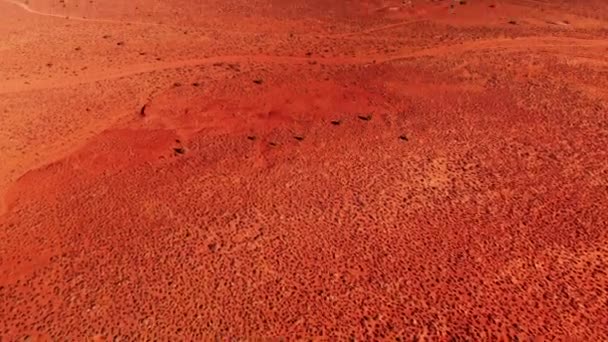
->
1 0 607 339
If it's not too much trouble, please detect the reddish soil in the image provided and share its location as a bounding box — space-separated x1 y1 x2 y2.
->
1 0 608 339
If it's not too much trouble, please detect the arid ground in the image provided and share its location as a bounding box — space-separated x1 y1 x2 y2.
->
1 0 607 339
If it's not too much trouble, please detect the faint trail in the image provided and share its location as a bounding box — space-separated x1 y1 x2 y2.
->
382 36 608 62
1 0 170 27
2 0 436 39
2 36 607 94
0 55 361 94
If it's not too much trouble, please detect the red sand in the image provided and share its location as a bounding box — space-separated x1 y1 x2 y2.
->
1 0 607 339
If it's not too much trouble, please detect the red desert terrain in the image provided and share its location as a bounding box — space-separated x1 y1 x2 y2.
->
1 0 607 339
